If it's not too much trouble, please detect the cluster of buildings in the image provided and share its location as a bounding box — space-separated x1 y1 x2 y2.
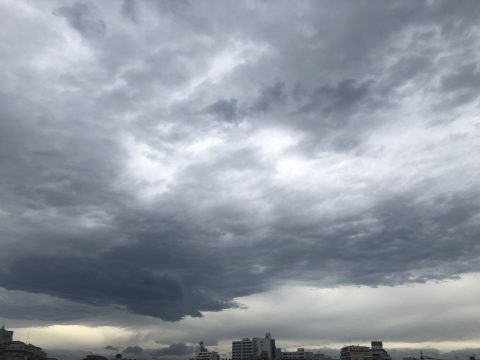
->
7 327 474 360
0 325 53 360
192 333 391 360
195 342 220 360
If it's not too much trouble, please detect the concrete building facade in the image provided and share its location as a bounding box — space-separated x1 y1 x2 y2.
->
233 338 254 360
232 333 276 360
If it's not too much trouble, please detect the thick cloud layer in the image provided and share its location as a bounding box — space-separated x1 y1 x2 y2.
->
122 344 195 357
1 0 480 342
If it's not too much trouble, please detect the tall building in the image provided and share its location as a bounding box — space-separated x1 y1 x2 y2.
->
232 333 276 360
233 338 254 360
370 342 391 360
254 333 276 360
340 346 372 360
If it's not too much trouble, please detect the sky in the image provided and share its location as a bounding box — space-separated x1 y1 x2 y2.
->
1 0 480 357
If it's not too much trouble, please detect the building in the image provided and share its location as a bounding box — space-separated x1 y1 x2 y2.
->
0 325 51 360
281 349 334 360
313 354 335 360
0 341 48 360
82 356 108 360
254 333 276 360
341 341 391 360
370 342 391 360
282 348 314 360
233 338 254 360
340 346 372 360
276 348 282 360
195 341 219 360
0 326 13 345
232 333 276 360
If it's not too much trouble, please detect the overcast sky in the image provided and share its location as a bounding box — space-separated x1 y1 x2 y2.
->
1 0 480 356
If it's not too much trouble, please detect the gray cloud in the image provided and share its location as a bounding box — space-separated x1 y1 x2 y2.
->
54 2 106 38
121 0 139 24
439 63 480 106
203 98 241 122
1 0 480 347
123 346 144 354
122 344 194 357
149 344 195 357
298 79 372 116
249 82 287 114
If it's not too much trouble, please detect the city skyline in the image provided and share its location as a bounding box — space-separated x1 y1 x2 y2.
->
2 325 477 360
1 0 480 356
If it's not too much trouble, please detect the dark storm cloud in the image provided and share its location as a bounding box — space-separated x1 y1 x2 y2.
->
1 0 480 346
0 235 239 320
0 288 120 324
54 2 106 38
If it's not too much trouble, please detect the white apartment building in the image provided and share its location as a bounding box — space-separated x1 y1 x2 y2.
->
232 338 254 360
232 333 277 360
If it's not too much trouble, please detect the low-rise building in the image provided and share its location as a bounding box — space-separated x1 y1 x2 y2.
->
195 341 219 360
282 348 314 360
82 355 108 360
281 348 334 360
313 354 335 360
340 346 372 360
341 341 391 360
